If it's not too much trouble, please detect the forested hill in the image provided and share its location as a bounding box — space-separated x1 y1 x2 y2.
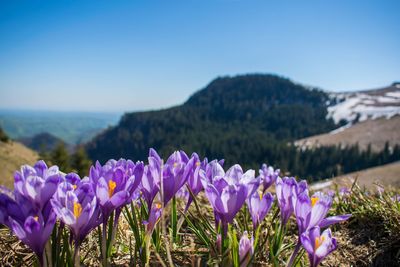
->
86 74 337 167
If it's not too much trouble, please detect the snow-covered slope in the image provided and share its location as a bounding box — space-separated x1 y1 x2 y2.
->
327 83 400 124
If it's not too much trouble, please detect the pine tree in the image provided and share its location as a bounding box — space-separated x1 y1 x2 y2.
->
71 146 92 177
51 142 71 172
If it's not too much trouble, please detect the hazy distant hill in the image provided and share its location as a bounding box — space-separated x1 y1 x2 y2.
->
18 132 67 152
87 74 336 165
0 110 121 144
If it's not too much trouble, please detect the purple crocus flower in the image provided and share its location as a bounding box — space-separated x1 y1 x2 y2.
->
141 148 162 208
143 202 162 234
51 179 101 243
339 187 351 198
90 159 144 217
185 153 204 208
392 194 400 202
246 190 274 229
295 192 351 234
259 164 280 192
185 153 224 210
14 160 63 210
162 150 194 205
204 181 248 230
0 186 56 263
275 177 307 225
300 226 337 267
201 164 259 230
224 165 260 197
239 231 254 267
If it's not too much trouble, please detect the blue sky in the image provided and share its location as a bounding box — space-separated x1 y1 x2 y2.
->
0 0 399 112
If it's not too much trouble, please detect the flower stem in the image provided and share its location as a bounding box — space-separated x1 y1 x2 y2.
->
102 217 108 267
286 240 302 267
108 209 121 257
73 240 80 267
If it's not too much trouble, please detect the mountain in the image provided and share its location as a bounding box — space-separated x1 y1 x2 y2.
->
18 132 67 152
0 110 121 144
86 74 336 166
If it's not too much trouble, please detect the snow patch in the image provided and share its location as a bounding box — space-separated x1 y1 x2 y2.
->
329 123 352 134
327 89 400 124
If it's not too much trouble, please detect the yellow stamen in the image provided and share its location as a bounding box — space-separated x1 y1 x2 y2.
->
73 202 82 218
108 180 117 197
314 236 325 250
259 192 263 200
173 162 178 168
72 184 77 190
33 216 39 221
311 197 319 207
196 161 201 167
155 202 162 209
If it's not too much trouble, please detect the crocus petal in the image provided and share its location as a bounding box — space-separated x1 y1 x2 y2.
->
309 200 330 228
204 184 224 214
96 177 110 205
319 214 352 228
10 218 27 240
34 160 47 176
109 191 129 208
225 164 243 184
24 176 44 202
300 232 313 255
42 211 57 241
24 216 41 234
41 175 60 204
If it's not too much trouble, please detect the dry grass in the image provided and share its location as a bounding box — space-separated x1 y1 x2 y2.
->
295 116 400 152
0 140 39 188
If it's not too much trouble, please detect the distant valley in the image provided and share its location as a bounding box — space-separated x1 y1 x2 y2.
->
0 110 121 145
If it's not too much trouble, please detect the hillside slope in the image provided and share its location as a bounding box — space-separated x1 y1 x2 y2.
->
86 74 335 165
311 161 400 190
295 115 400 152
0 140 39 188
18 132 67 152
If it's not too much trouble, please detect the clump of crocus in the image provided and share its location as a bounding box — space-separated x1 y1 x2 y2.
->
258 163 280 192
300 226 337 267
14 160 63 210
275 177 307 226
239 231 254 267
90 159 144 217
51 175 101 266
246 190 274 229
202 164 259 233
0 161 63 266
89 158 144 266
